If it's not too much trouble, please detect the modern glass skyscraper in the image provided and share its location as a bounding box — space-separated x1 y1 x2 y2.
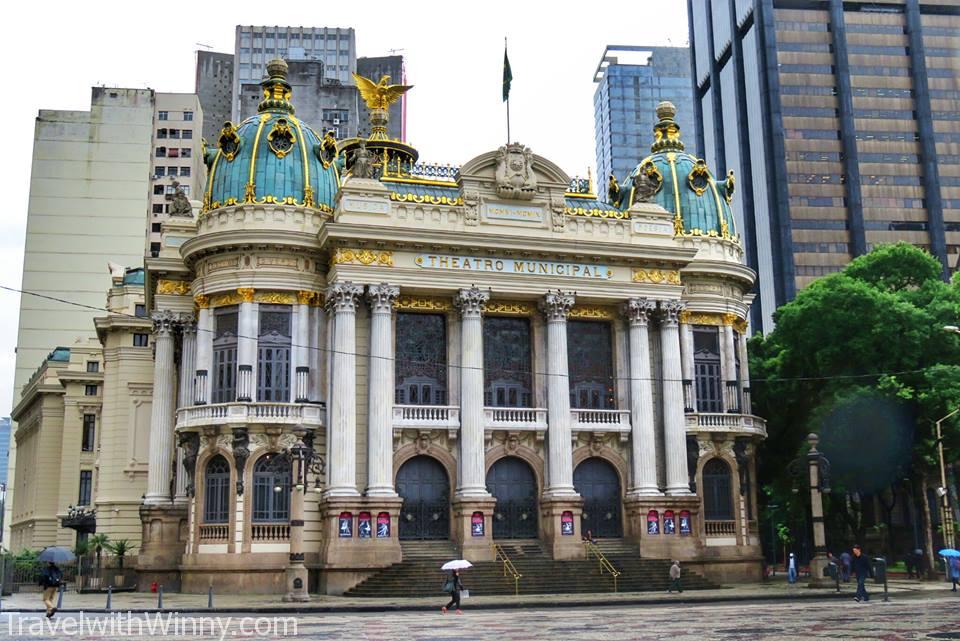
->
688 0 960 333
593 46 698 195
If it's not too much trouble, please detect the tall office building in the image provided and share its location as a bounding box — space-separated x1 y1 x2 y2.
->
593 46 697 193
232 26 356 119
146 94 205 257
357 55 406 140
688 0 960 333
195 50 234 142
0 417 10 486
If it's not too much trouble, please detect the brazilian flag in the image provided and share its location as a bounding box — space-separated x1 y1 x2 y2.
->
502 47 512 102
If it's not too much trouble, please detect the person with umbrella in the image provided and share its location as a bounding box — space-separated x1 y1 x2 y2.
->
440 559 471 614
37 547 72 618
939 549 960 591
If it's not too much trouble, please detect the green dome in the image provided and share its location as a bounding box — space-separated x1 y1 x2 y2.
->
616 102 737 239
202 59 341 214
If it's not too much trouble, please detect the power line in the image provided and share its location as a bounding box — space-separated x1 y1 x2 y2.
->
0 284 937 386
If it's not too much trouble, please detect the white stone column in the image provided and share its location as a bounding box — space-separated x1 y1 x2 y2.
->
145 311 179 505
236 289 258 401
325 282 363 497
680 320 696 412
721 323 739 412
175 320 197 504
293 292 312 402
194 303 213 405
660 301 692 496
541 291 577 498
309 300 323 402
366 283 400 497
624 298 660 496
454 286 490 498
738 328 752 414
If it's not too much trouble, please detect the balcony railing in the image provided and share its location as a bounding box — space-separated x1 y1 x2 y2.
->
251 523 290 542
571 409 630 431
176 402 325 430
393 404 460 428
484 407 548 430
685 412 767 436
704 520 737 536
198 524 230 541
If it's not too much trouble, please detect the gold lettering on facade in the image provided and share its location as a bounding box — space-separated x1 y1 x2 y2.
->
330 248 394 267
415 254 610 281
632 268 682 285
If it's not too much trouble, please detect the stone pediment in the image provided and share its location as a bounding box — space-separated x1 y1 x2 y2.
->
460 144 570 200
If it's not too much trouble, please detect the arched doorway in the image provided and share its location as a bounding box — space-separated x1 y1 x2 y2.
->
396 456 450 540
486 457 538 539
574 457 623 538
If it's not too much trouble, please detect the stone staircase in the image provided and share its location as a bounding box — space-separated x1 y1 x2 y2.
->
344 539 719 597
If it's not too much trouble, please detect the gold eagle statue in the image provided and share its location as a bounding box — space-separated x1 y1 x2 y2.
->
352 73 413 110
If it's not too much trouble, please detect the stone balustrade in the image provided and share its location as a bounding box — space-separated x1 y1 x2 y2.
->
175 402 325 430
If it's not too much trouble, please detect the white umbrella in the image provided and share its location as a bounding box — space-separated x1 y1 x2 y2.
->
441 559 473 571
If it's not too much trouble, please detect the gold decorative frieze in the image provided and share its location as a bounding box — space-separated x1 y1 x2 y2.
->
564 206 629 220
194 294 210 309
393 296 453 312
568 305 616 321
330 248 394 267
632 268 681 285
390 192 464 206
484 300 535 316
254 291 296 305
237 287 256 303
156 279 191 296
679 310 747 332
209 291 243 307
296 290 317 305
206 289 310 308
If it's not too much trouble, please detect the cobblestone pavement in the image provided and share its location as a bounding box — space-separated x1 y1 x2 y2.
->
2 595 959 640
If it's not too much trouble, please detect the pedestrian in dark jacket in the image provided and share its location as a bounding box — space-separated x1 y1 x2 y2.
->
949 556 960 592
39 562 62 618
840 551 852 582
668 560 683 593
850 544 873 602
441 569 464 614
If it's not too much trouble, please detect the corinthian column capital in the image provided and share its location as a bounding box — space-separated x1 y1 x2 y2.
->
623 297 657 326
151 310 180 336
325 281 364 313
366 283 400 314
658 300 686 326
454 286 490 318
540 291 576 322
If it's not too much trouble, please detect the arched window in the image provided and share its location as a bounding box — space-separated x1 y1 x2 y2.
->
702 458 733 521
252 453 290 522
203 455 231 523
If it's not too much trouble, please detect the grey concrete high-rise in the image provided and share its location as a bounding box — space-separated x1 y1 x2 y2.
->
357 55 405 140
593 46 697 196
688 0 960 333
195 50 234 142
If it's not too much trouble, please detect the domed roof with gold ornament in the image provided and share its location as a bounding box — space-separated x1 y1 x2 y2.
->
613 101 737 240
201 59 341 214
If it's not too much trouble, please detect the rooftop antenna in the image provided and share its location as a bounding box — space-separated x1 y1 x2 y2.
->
388 48 405 55
196 42 213 50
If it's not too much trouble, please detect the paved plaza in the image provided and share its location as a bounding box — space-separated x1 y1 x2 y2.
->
1 588 958 640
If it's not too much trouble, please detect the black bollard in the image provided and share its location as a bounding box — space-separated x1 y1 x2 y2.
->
207 585 213 609
57 583 65 609
157 584 164 609
105 586 112 611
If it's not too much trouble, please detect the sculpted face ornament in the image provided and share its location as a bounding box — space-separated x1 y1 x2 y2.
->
495 143 537 200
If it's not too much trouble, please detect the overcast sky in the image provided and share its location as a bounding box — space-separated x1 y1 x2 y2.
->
0 0 690 415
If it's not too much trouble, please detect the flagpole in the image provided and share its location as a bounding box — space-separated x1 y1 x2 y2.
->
505 37 510 144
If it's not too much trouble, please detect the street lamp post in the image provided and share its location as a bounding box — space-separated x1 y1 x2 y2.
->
935 408 958 551
788 433 834 588
283 435 326 603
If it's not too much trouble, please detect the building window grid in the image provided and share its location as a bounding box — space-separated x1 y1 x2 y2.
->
78 470 93 506
82 414 96 452
213 307 238 404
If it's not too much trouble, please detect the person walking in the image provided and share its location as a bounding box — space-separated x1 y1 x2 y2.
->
840 550 852 582
39 561 62 618
949 556 960 592
441 569 464 614
668 560 683 593
851 544 873 602
787 552 798 584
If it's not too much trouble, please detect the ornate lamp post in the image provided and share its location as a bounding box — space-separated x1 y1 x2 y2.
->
283 435 326 603
788 433 833 588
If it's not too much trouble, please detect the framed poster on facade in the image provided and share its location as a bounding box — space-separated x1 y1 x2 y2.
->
358 511 372 538
561 511 575 536
338 511 353 538
679 510 692 535
647 510 660 535
663 510 676 535
471 511 485 536
376 512 391 538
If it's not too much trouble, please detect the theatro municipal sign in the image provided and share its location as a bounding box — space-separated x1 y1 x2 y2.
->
414 254 612 279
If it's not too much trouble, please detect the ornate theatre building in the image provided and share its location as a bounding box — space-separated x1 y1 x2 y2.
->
140 59 766 597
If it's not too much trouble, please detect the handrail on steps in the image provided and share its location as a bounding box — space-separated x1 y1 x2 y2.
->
583 541 621 592
492 543 522 596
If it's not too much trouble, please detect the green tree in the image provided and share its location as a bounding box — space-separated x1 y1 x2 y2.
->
88 534 109 570
750 243 960 571
105 539 136 569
